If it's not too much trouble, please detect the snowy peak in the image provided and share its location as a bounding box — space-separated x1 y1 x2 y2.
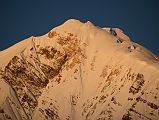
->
0 19 159 120
49 19 158 66
63 19 83 26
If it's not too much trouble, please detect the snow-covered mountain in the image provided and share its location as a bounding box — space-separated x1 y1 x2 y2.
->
0 19 159 120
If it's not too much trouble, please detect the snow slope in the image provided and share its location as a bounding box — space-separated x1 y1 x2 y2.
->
0 19 159 120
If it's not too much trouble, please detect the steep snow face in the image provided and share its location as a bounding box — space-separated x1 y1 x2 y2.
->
0 19 159 120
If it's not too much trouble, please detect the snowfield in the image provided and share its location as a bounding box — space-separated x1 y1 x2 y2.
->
0 19 159 120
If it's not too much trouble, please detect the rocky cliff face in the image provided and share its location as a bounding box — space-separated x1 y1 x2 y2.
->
0 19 159 120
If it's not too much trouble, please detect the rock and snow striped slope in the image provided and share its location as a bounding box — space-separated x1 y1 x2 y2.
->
0 19 159 120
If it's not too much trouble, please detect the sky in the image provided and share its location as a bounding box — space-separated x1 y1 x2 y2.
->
0 0 159 55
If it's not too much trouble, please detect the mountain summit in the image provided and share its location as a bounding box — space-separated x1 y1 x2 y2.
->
0 19 159 120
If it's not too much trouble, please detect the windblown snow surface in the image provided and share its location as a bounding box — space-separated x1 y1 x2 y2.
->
0 19 159 120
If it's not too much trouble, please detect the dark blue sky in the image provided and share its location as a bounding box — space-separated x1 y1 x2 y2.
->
0 0 159 54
